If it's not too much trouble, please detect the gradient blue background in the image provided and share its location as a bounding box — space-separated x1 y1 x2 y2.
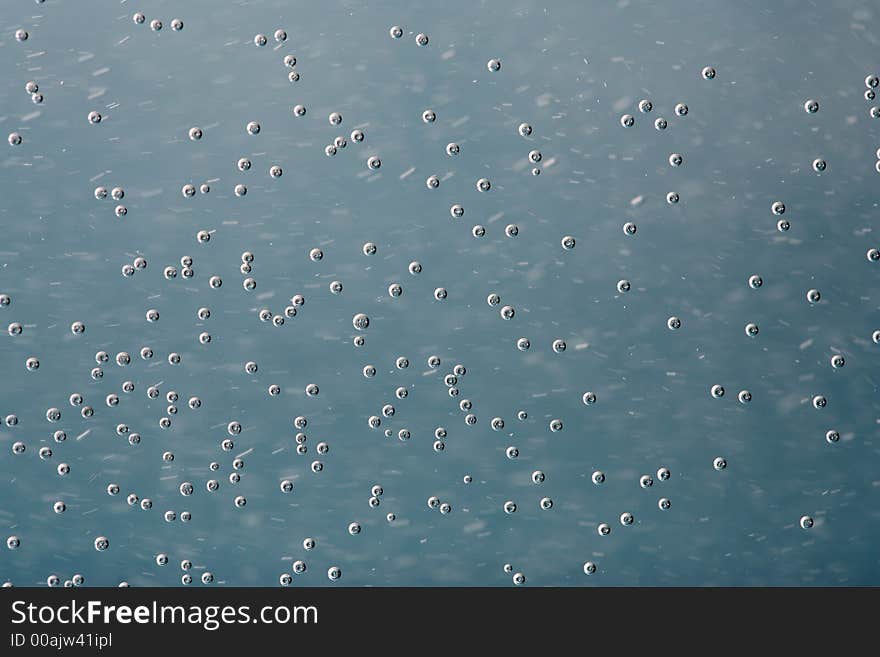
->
1 0 878 585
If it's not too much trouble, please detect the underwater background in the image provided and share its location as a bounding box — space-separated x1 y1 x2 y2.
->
1 0 879 586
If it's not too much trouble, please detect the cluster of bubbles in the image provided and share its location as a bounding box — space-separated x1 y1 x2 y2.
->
3 6 866 590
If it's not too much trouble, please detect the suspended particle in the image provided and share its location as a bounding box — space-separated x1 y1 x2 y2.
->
352 313 370 331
